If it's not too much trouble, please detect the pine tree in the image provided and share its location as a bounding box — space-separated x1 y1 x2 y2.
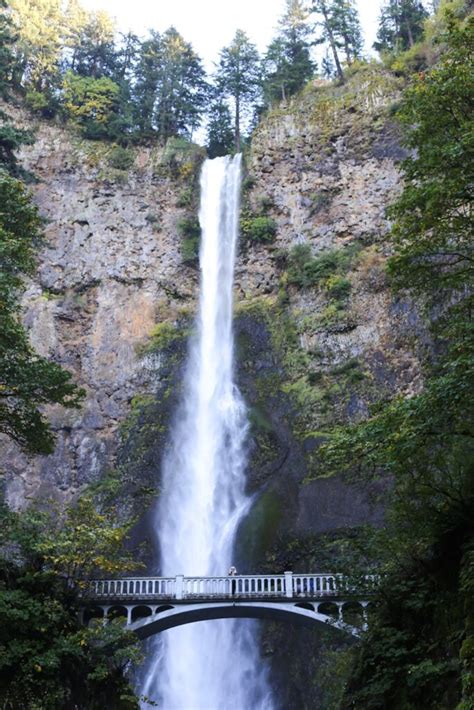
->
68 9 117 79
263 0 315 105
206 99 234 158
133 28 208 141
155 28 208 140
331 0 364 64
9 0 63 91
311 0 345 82
215 29 261 151
374 0 429 53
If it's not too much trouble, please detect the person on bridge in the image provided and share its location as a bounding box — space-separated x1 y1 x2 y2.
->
228 566 237 595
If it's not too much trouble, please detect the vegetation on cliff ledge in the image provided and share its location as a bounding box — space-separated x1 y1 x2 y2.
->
313 14 474 709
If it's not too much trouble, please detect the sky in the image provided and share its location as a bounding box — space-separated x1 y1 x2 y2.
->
80 0 385 70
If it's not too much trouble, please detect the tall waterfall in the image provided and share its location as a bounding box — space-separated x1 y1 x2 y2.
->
141 155 274 709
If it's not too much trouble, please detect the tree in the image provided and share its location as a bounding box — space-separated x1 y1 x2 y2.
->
321 48 336 77
0 479 142 708
262 0 315 105
133 27 208 141
312 0 364 80
62 70 121 139
155 27 208 140
215 29 261 151
0 172 84 454
314 17 474 708
311 0 345 82
374 0 429 53
0 0 16 96
206 99 235 158
9 0 63 91
66 9 117 79
387 14 473 298
330 0 364 64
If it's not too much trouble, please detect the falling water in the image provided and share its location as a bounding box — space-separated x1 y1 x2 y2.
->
141 155 274 709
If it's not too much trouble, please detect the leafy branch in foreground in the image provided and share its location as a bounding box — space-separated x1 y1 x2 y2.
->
0 171 85 454
0 478 143 709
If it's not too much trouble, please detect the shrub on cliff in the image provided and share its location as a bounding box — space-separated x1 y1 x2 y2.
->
240 215 277 243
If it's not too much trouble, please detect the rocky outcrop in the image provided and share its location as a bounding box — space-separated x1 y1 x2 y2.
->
2 69 425 527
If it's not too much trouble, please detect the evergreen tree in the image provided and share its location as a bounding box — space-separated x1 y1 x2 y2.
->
155 27 208 140
331 0 364 64
62 0 88 71
133 28 208 141
0 0 17 96
263 0 315 105
132 30 161 136
215 29 261 151
374 0 429 53
311 0 345 82
67 9 117 79
9 0 63 91
206 99 234 158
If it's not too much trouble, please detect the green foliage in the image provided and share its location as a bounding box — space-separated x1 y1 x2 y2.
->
177 215 200 264
0 171 84 453
388 15 473 300
140 321 188 354
287 243 359 289
25 88 50 112
240 215 277 243
326 274 351 300
374 0 429 53
0 0 16 97
132 27 209 141
62 70 121 138
215 29 261 150
311 0 362 82
0 485 141 709
0 112 34 174
206 99 235 159
262 0 315 106
9 0 64 92
313 16 474 709
108 145 134 170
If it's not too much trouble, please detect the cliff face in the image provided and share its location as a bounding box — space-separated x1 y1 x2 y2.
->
3 68 425 531
1 67 429 708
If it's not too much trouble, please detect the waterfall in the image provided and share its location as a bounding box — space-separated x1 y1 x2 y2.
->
141 155 274 709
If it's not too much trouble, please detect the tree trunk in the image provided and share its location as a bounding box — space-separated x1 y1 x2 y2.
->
318 0 345 84
235 92 240 152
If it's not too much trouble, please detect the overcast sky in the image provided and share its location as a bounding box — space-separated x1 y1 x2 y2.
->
80 0 385 69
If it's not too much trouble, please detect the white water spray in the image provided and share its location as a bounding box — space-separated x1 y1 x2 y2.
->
141 155 274 709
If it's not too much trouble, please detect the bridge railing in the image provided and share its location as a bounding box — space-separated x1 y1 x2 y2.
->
84 573 377 602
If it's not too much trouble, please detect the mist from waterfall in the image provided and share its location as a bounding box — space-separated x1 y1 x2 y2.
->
140 155 274 709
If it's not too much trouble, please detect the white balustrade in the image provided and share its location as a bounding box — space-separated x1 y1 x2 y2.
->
84 573 375 602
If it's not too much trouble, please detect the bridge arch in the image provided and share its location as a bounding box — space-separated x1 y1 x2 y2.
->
131 605 153 623
127 602 361 640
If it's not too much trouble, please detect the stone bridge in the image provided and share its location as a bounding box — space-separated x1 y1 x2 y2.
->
82 573 376 638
